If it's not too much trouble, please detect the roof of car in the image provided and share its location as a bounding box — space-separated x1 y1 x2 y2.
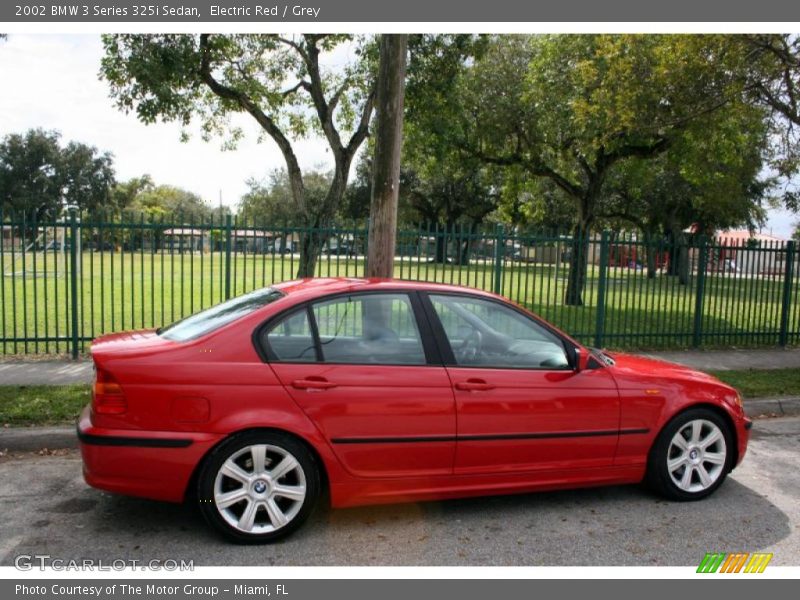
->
271 277 499 300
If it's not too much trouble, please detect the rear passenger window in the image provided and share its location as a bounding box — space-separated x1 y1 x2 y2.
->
312 294 426 365
265 309 317 362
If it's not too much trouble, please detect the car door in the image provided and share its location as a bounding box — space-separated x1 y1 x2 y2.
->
261 291 456 479
422 293 620 476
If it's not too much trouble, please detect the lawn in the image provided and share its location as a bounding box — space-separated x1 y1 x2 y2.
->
0 384 90 426
1 368 797 427
710 368 800 398
2 249 799 355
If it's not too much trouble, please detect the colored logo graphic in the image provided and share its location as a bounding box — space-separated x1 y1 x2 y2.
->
697 552 773 573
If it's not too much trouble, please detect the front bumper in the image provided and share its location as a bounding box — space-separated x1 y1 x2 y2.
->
735 415 752 466
77 405 223 503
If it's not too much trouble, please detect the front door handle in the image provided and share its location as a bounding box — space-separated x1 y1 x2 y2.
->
455 379 495 392
291 377 337 390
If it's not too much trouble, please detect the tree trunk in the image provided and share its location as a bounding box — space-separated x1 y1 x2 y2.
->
296 226 326 278
459 223 476 265
294 162 351 278
433 226 448 263
565 221 591 306
678 242 690 286
366 34 408 279
643 228 657 280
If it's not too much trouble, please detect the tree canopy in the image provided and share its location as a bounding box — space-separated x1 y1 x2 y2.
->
101 33 377 275
0 129 115 221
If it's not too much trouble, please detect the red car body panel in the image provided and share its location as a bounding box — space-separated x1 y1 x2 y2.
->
78 278 751 508
269 362 456 478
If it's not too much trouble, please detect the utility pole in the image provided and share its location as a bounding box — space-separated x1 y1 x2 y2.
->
366 34 408 278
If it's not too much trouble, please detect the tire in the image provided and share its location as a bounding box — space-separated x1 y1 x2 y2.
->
646 407 734 501
197 430 321 543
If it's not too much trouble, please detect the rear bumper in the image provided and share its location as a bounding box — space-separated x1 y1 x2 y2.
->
77 405 224 502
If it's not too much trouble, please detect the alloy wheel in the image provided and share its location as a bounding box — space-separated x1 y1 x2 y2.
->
666 419 727 494
213 444 307 534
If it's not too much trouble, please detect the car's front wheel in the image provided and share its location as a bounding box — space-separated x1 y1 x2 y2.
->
647 408 734 501
197 431 321 543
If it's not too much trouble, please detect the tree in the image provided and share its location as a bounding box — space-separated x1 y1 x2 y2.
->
367 34 408 278
401 35 498 261
0 129 63 220
744 35 800 130
238 168 330 226
109 175 155 215
130 185 211 221
456 35 758 305
59 141 115 215
0 129 116 221
740 35 800 209
101 34 377 277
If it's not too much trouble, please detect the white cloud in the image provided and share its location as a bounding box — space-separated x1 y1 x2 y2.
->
0 33 339 209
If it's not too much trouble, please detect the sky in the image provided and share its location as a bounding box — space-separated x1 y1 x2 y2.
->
0 33 340 210
0 33 797 237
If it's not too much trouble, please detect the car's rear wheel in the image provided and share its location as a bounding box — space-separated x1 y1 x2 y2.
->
647 408 734 501
197 431 320 543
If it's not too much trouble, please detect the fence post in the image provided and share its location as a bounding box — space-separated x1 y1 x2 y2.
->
69 209 80 359
692 236 708 348
224 213 232 300
594 230 610 348
493 224 505 294
779 240 796 347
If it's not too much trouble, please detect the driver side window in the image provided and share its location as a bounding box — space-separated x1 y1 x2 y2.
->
429 294 570 369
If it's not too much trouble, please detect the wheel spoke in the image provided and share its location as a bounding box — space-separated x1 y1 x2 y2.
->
690 421 703 444
273 484 306 502
668 455 687 473
700 429 722 449
220 460 251 485
265 498 289 528
237 499 258 531
704 451 726 465
250 445 268 474
215 487 249 509
696 464 713 488
679 465 694 490
270 455 299 480
671 434 689 452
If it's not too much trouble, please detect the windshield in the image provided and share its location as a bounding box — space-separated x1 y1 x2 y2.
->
158 287 283 342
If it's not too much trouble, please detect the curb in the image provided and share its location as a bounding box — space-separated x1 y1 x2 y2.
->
744 396 800 418
0 426 77 453
0 398 798 454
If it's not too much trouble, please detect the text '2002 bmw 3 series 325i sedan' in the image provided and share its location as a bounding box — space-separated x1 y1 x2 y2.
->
78 278 751 543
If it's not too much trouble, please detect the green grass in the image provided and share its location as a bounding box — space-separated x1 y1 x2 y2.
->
709 368 800 399
0 384 90 426
1 249 798 355
0 368 798 427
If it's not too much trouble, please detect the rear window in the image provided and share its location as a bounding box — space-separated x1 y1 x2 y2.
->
158 287 283 342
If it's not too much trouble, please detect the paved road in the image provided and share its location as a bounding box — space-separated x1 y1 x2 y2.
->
0 417 797 567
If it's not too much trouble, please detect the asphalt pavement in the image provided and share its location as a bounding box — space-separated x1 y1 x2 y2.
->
0 416 797 567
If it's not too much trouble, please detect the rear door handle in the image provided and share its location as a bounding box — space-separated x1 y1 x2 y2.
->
455 379 495 391
291 377 337 390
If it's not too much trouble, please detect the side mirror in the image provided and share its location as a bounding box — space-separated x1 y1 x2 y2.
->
567 346 582 372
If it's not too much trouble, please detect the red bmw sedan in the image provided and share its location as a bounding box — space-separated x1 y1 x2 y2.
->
78 278 751 543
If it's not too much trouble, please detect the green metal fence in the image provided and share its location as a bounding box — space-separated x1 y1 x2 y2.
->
2 209 799 357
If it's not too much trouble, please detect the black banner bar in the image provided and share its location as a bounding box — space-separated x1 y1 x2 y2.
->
3 0 800 23
2 579 796 600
